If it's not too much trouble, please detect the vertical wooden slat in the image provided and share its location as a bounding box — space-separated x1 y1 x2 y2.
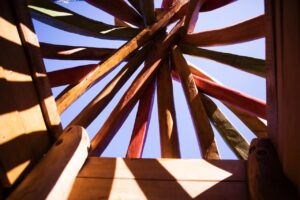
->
86 0 144 27
55 0 187 114
183 0 206 33
171 45 219 159
68 45 151 128
157 59 180 158
126 78 156 158
188 64 267 138
140 0 156 26
201 94 249 160
89 19 185 156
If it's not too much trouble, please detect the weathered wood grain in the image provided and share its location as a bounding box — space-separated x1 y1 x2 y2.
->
40 42 115 60
179 43 266 77
183 14 266 47
201 94 249 160
56 0 187 114
157 60 180 158
89 19 185 156
68 45 151 128
187 64 267 138
126 78 156 158
86 0 144 27
8 126 90 200
28 0 139 40
171 45 219 159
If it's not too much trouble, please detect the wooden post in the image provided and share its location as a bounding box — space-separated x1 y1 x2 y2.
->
183 0 206 33
171 45 219 159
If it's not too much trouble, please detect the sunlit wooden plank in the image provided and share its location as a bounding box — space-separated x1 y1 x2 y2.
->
201 94 249 160
68 45 151 128
126 78 156 158
171 45 219 159
86 0 143 27
187 64 267 138
40 43 115 60
89 19 185 156
55 1 187 114
28 0 139 40
183 14 266 46
179 43 266 77
157 60 180 158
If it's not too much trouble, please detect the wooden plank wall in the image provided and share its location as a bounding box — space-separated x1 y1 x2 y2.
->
0 0 60 193
69 158 248 200
266 0 300 194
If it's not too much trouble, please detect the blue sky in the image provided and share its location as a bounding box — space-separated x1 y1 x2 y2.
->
33 0 265 159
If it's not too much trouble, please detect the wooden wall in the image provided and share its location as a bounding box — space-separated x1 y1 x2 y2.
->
266 0 300 194
0 0 61 192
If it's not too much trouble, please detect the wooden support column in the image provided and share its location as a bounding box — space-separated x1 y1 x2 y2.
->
171 45 219 159
157 60 180 158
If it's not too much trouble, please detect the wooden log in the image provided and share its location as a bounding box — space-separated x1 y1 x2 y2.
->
28 0 139 40
40 42 115 60
193 75 267 119
179 43 266 78
68 45 151 128
126 78 156 158
183 14 266 47
8 126 90 200
86 0 143 27
89 19 185 156
183 0 206 33
248 138 299 200
11 0 63 140
157 59 180 158
187 64 267 138
140 0 156 25
201 94 249 160
171 45 219 159
47 64 97 87
56 0 187 114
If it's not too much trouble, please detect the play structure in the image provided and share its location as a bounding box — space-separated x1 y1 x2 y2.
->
0 0 299 199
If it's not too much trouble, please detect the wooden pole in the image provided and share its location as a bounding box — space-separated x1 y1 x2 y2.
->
183 0 206 33
171 45 219 159
157 59 181 158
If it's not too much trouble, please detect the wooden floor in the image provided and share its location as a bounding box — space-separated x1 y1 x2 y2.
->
69 158 248 200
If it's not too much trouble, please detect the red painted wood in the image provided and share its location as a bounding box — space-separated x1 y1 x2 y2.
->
172 72 266 119
126 78 155 158
47 64 97 87
183 14 266 47
86 0 143 27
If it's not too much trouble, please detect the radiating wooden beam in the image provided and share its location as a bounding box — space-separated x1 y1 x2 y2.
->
40 43 115 60
161 0 173 8
47 64 97 87
201 0 236 12
89 19 185 156
55 1 187 114
157 59 180 158
201 94 249 160
126 78 156 158
114 18 130 27
179 43 266 77
28 0 139 40
193 75 267 119
183 14 266 47
68 45 151 128
187 64 267 138
171 45 219 159
140 0 156 25
128 0 142 14
8 126 90 200
86 0 143 27
183 0 206 33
